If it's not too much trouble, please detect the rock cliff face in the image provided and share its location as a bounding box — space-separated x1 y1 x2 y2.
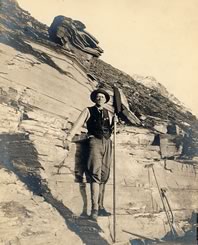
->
0 0 198 245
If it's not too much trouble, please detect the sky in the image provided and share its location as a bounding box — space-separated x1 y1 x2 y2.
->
17 0 198 115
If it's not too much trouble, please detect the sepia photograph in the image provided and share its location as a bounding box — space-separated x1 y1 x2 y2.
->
0 0 197 244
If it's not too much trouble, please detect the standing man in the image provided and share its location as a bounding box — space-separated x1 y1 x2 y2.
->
66 88 112 221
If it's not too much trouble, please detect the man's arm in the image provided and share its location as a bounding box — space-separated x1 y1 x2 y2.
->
67 108 90 141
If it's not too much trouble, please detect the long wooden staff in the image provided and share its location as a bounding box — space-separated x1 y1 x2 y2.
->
113 114 118 243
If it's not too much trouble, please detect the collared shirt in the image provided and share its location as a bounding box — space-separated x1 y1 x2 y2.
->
68 106 112 141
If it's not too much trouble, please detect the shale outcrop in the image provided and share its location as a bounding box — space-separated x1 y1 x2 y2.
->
0 0 198 244
49 16 103 59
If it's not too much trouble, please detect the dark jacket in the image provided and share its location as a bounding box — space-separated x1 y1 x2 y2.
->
87 106 111 139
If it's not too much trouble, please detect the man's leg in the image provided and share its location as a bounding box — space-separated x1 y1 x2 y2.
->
79 183 88 216
90 181 100 220
98 183 111 216
98 183 105 209
97 138 112 216
75 142 89 216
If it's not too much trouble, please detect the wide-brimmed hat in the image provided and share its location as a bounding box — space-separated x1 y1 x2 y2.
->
90 88 110 103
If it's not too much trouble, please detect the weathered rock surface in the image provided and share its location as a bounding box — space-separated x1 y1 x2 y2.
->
0 0 198 245
0 169 82 245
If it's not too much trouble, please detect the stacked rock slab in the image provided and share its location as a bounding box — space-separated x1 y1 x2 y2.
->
48 16 104 67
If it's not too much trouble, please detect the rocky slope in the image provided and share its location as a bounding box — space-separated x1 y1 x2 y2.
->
0 0 198 245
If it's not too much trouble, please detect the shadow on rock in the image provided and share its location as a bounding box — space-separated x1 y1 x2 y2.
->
0 33 72 77
0 133 109 245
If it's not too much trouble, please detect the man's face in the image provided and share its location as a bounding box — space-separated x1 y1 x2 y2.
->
95 93 106 107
